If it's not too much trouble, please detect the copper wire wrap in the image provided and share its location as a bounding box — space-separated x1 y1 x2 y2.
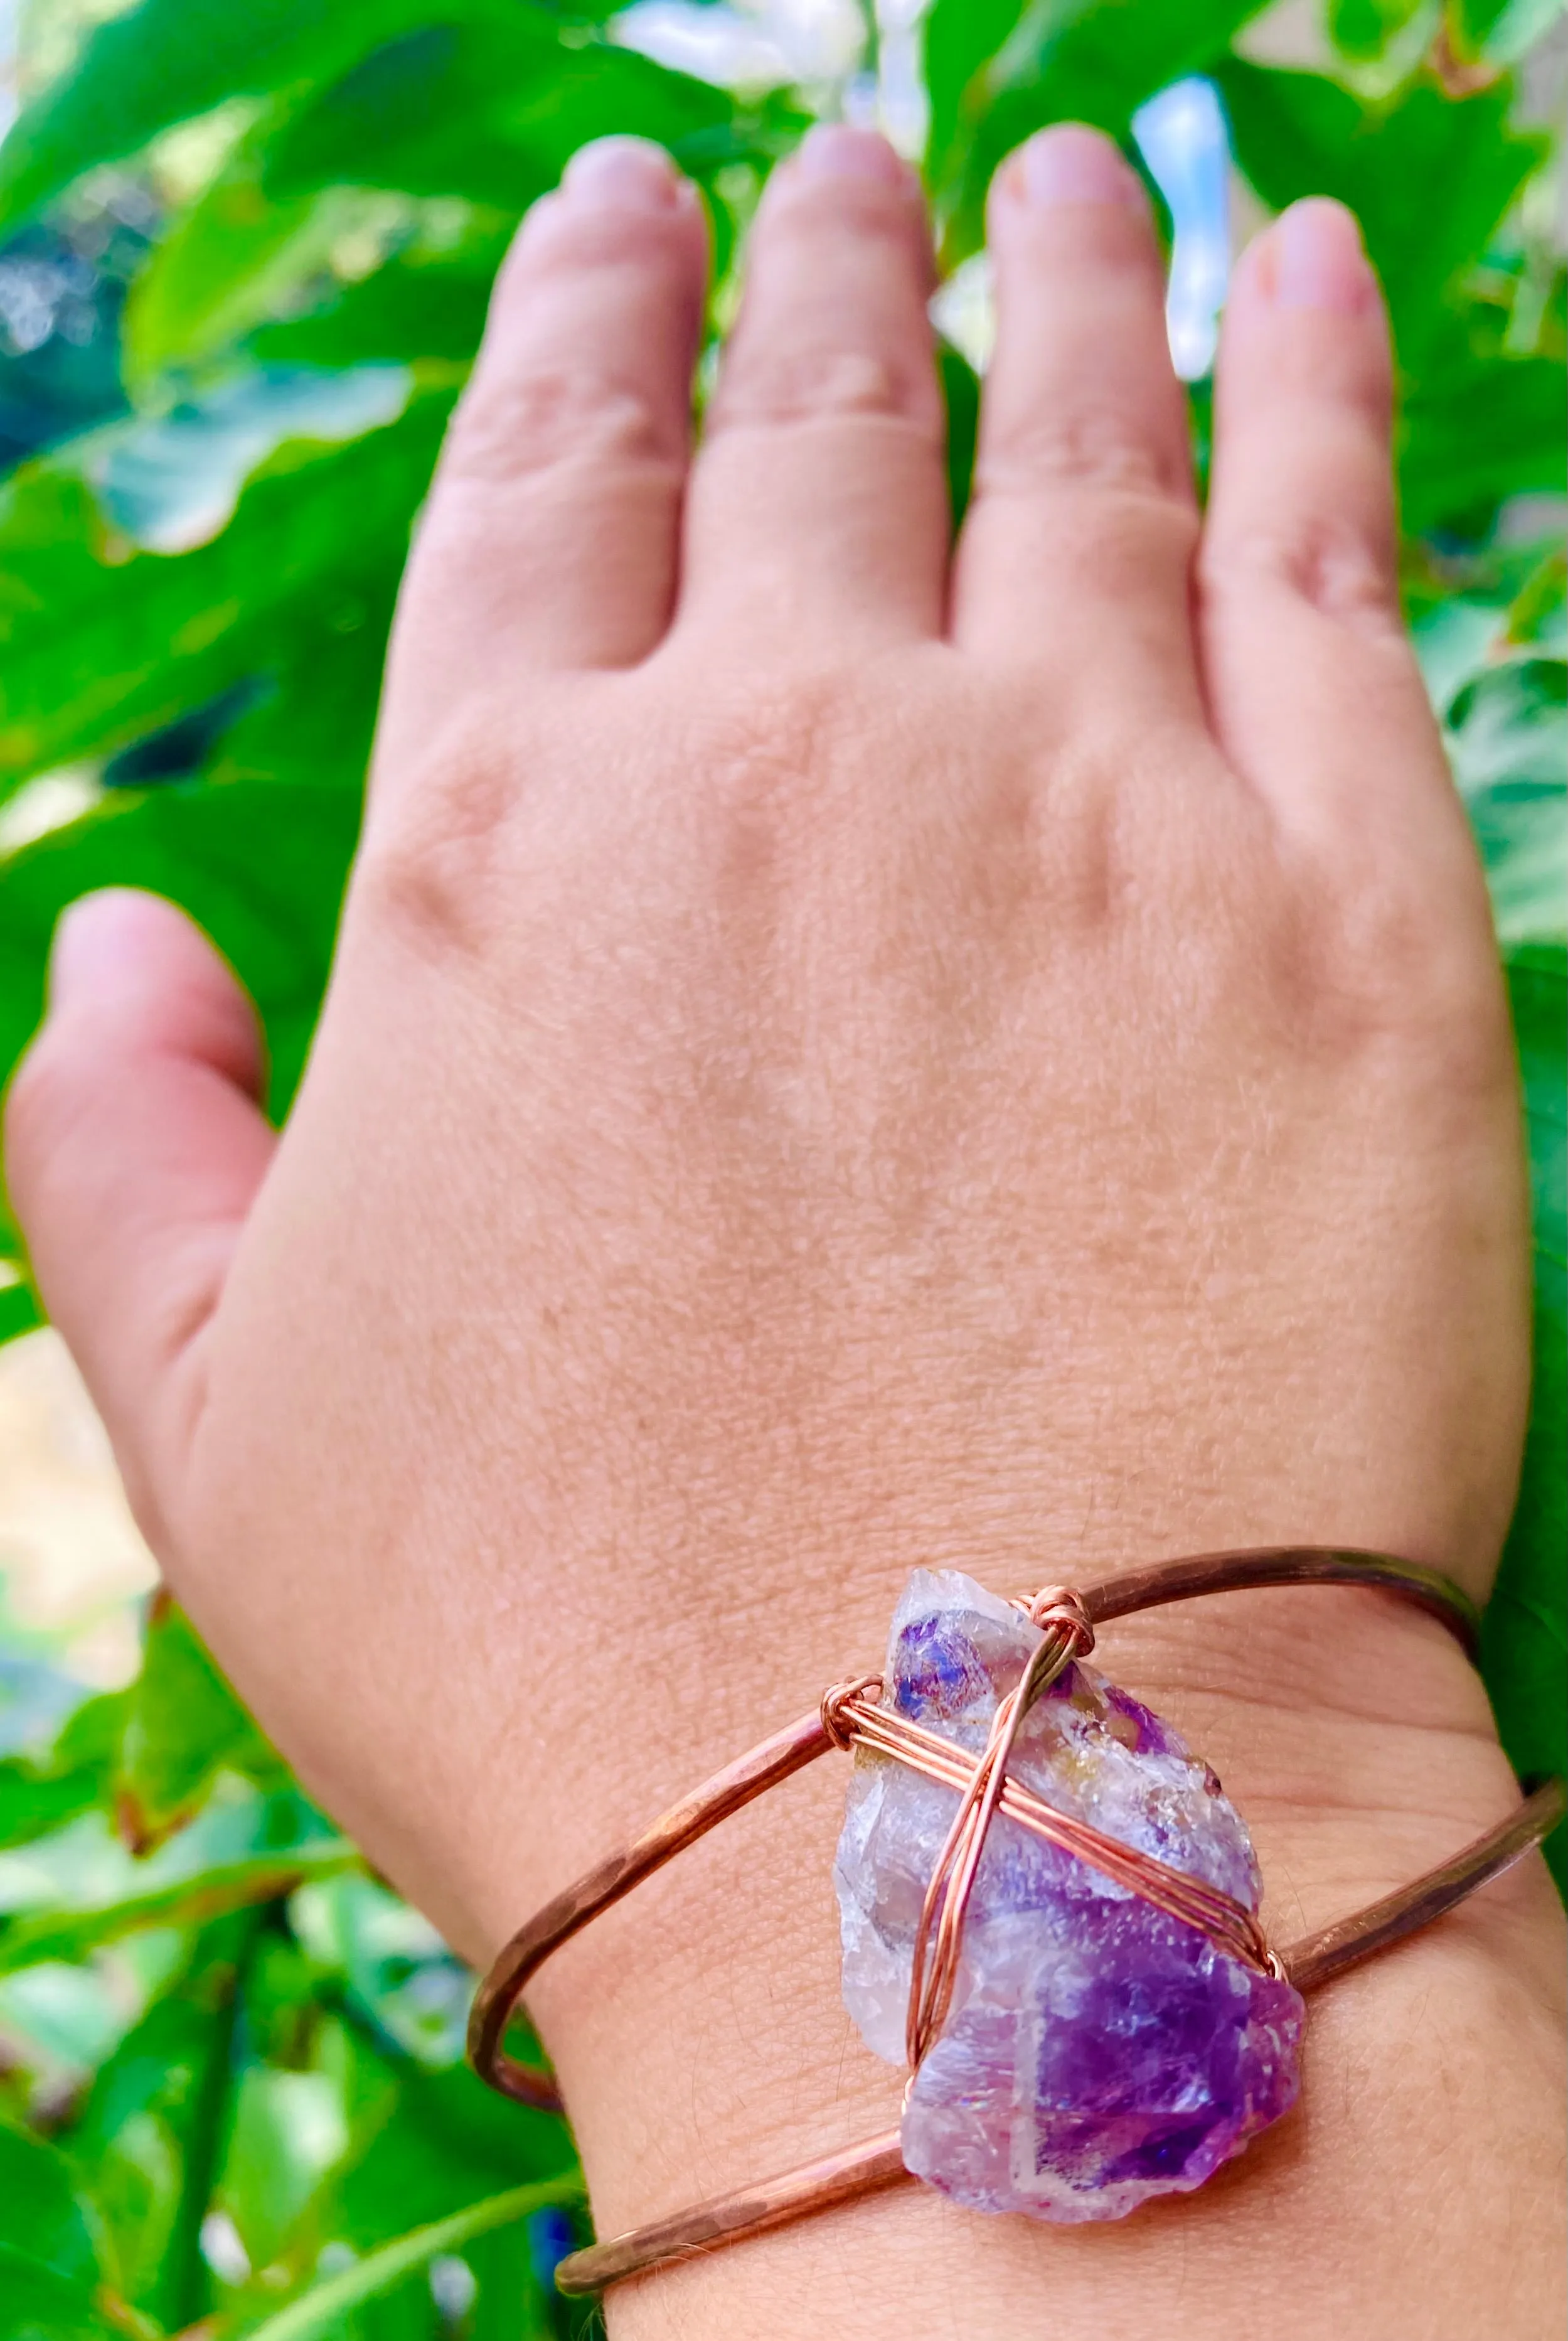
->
467 1545 1563 2296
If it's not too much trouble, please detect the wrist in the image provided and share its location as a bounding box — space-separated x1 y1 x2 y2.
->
508 1551 1559 2337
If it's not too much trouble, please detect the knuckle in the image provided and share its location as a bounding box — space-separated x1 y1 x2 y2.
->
1289 866 1500 1075
443 360 671 490
978 409 1189 506
978 476 1198 608
355 720 518 967
712 342 938 436
1202 515 1398 638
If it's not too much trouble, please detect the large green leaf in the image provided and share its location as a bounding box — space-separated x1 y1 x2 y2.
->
334 2062 573 2249
928 0 1272 256
68 1914 256 2327
1214 59 1543 368
0 2119 102 2289
0 2258 120 2341
253 226 510 370
116 1600 280 1853
0 0 550 235
923 0 1028 193
123 153 396 387
1400 329 1565 538
0 396 445 802
262 20 737 210
0 2121 115 2341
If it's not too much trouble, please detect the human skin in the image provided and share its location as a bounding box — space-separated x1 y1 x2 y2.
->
7 115 1565 2340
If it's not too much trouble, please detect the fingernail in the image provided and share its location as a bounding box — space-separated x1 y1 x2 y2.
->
1013 124 1146 209
48 890 148 1010
1272 199 1372 313
792 124 908 186
562 136 683 212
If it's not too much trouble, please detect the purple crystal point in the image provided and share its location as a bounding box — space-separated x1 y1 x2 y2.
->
834 1569 1304 2222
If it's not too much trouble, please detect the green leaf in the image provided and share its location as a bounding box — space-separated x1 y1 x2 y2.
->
0 1276 43 1344
0 0 536 235
1486 945 1567 1885
0 395 447 802
931 0 1272 257
262 21 735 211
1213 60 1542 370
1400 333 1565 538
0 1693 133 1852
1329 0 1426 58
923 0 1028 193
253 228 509 369
68 1915 256 2327
1451 658 1567 947
939 343 981 529
0 1842 361 1976
240 2177 583 2341
0 2118 102 2291
123 147 397 386
335 2061 572 2249
116 1601 280 1853
0 2256 119 2341
0 1759 104 1851
1454 0 1568 62
220 2063 353 2272
0 2121 122 2340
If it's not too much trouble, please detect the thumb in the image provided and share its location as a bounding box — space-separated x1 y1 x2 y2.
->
4 888 275 1545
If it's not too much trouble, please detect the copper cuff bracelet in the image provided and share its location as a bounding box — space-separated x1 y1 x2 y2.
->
469 1546 1564 2295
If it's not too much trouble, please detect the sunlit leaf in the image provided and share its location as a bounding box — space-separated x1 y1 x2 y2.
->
929 0 1272 258
69 1914 256 2326
116 1600 281 1853
1214 58 1543 367
0 0 545 235
0 397 446 802
262 21 735 210
124 150 402 386
240 2177 584 2341
0 1841 360 1975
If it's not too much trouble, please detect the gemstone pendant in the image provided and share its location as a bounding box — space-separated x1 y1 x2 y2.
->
833 1569 1304 2222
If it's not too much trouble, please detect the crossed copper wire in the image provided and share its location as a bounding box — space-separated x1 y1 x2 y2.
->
819 1582 1275 2081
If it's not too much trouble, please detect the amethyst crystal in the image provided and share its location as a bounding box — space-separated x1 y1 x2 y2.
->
835 1570 1303 2221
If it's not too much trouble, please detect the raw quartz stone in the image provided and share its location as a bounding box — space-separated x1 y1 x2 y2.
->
835 1568 1304 2222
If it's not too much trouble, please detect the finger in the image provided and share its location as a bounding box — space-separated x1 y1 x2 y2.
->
676 126 948 653
4 890 274 1542
378 138 708 749
952 125 1200 717
1200 201 1451 850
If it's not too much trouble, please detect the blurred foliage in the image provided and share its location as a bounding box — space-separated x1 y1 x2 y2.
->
0 0 1561 2332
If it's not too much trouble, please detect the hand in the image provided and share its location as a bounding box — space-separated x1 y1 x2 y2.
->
9 124 1562 2338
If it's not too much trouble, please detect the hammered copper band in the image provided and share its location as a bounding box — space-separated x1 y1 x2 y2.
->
467 1548 1561 2296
